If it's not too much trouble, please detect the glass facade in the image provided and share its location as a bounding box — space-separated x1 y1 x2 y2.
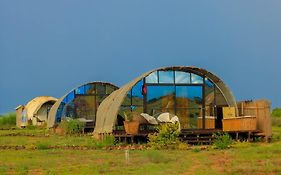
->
117 69 229 130
56 83 118 126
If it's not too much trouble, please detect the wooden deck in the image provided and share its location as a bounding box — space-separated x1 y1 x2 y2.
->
113 129 263 144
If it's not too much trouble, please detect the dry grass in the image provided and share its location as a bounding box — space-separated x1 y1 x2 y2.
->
0 127 280 174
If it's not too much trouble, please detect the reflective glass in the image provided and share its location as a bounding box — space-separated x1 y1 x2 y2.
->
159 71 174 84
175 86 203 129
175 71 190 84
61 101 75 119
146 71 158 83
122 94 132 106
132 80 144 105
75 86 85 95
56 103 65 122
205 78 215 106
96 95 107 106
215 87 228 106
147 86 175 116
73 96 96 120
189 108 202 128
106 85 117 94
118 106 132 121
191 73 203 84
176 109 189 128
85 84 96 94
176 86 203 106
96 84 106 95
63 91 75 103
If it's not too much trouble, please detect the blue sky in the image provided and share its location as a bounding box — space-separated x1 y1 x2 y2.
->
0 1 281 114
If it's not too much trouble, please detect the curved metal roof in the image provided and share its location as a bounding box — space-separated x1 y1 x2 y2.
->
25 96 58 121
94 66 237 134
47 81 118 128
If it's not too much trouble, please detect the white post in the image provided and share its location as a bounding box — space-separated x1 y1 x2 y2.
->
125 149 129 165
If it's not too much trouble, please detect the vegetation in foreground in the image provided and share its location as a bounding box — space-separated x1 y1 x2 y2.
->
0 109 280 174
0 127 279 174
0 113 16 129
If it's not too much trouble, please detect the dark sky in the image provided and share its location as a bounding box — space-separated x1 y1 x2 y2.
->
1 1 281 114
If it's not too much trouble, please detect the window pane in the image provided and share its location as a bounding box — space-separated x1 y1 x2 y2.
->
61 101 75 119
132 80 144 105
96 84 106 95
159 71 174 84
176 109 189 129
73 96 96 120
147 86 175 116
85 84 96 94
191 73 203 84
75 86 85 94
176 86 203 107
176 86 203 129
96 95 107 106
56 103 65 122
205 78 215 106
106 85 117 94
215 87 228 106
63 91 75 103
122 93 131 106
189 108 201 128
146 71 158 83
175 71 190 84
118 106 131 122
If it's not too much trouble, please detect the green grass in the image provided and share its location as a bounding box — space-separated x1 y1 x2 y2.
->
0 127 280 174
0 113 16 129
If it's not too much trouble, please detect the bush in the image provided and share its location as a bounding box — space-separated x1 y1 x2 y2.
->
148 123 180 149
272 108 281 118
213 132 233 149
272 117 281 127
36 142 50 150
0 113 16 128
95 135 116 148
58 119 83 134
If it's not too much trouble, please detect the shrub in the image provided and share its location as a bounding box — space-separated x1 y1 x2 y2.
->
0 113 16 128
26 125 36 130
36 142 50 150
58 119 83 134
272 117 281 127
272 108 281 118
213 132 233 149
148 123 180 149
95 135 116 148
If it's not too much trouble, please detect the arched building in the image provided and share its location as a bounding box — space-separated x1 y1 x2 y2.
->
15 96 58 128
94 66 237 134
47 82 119 128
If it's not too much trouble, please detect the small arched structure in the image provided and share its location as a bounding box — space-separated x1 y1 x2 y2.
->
47 82 119 128
15 96 57 127
94 66 237 134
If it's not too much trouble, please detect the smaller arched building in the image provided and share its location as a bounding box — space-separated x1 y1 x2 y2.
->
47 82 119 128
15 96 58 128
94 66 237 135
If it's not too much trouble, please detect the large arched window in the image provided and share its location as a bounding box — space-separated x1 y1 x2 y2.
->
55 83 118 124
118 69 228 129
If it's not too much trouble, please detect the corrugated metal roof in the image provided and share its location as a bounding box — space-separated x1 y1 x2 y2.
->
24 96 58 120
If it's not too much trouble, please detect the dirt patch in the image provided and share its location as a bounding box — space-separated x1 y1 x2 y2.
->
28 168 44 175
181 158 201 175
208 151 232 173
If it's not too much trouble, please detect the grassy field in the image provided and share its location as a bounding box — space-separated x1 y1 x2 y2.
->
0 127 280 175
